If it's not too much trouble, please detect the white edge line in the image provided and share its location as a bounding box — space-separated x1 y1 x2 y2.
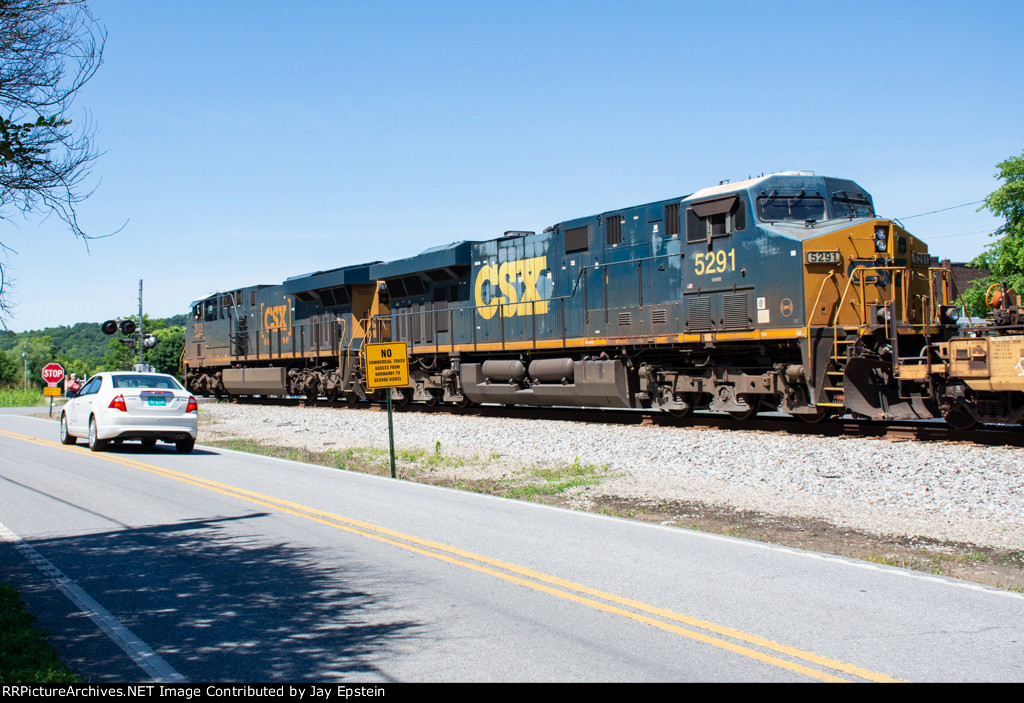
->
0 521 187 683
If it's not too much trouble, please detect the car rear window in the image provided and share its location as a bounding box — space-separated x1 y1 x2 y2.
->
111 374 183 390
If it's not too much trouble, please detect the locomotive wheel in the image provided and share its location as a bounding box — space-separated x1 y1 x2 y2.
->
390 389 410 408
666 406 691 418
796 407 834 424
943 406 977 431
424 391 441 407
454 395 473 409
727 395 759 421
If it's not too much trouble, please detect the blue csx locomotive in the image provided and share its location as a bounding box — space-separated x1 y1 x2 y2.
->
185 171 1024 428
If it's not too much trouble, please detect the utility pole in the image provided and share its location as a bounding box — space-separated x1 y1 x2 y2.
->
138 279 144 368
22 341 27 390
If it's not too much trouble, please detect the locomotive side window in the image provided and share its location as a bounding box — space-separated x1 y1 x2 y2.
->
686 195 743 244
564 225 589 253
756 194 826 222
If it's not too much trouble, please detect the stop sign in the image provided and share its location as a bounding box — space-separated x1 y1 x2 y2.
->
41 362 65 386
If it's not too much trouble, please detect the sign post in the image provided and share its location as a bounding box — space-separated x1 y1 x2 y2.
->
363 342 410 479
41 362 65 418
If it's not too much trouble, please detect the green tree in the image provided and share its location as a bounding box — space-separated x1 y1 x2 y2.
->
0 1 108 319
100 335 134 371
0 347 17 384
2 335 56 387
963 152 1024 316
146 325 184 377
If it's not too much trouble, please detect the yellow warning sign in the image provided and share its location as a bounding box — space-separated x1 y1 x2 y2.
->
43 386 62 397
365 342 410 389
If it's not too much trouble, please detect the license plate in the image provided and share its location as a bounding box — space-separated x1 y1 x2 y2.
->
147 398 167 406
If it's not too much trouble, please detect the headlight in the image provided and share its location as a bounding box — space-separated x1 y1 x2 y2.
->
940 306 960 325
874 225 888 252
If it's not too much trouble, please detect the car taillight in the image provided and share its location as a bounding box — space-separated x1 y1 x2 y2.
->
186 396 198 413
108 395 127 412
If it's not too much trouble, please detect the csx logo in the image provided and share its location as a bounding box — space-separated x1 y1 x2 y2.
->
262 303 291 332
473 256 549 320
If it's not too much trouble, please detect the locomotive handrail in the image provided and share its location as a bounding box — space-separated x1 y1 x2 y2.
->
804 270 837 389
806 262 931 403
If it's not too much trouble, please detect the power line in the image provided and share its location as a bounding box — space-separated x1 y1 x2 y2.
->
897 200 985 220
926 228 995 240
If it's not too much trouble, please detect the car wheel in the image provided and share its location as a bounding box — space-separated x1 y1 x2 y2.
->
175 437 195 454
60 414 77 445
88 416 106 452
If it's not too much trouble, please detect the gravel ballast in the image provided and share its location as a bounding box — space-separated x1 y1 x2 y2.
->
199 403 1024 551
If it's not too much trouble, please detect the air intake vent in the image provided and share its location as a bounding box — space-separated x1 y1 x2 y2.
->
665 203 680 237
723 294 750 329
607 215 622 246
652 309 667 324
687 298 712 331
617 312 632 326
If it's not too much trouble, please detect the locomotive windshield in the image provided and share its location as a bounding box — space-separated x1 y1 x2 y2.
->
757 191 875 223
830 192 875 218
756 194 826 222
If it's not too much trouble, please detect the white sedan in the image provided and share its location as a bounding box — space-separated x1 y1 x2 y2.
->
61 371 199 453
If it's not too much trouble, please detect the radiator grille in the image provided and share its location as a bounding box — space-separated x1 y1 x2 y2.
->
723 294 749 329
687 298 712 331
607 215 622 246
665 203 680 237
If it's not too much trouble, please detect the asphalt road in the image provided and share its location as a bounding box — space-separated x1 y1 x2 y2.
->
1 410 1022 682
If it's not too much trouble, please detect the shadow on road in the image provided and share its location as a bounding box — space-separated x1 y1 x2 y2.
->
13 513 422 682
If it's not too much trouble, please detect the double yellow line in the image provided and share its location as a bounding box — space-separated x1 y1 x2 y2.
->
1 428 902 682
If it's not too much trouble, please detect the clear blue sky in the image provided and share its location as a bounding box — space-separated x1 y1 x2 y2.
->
3 0 1021 332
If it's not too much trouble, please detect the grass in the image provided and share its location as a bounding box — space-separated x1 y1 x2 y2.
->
863 548 1004 578
0 583 79 683
0 387 47 408
211 439 604 501
212 439 469 479
501 457 605 500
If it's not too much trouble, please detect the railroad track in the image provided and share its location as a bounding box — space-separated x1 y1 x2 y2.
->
218 396 1024 447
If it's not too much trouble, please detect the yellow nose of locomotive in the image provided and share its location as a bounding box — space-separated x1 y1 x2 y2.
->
802 219 938 332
